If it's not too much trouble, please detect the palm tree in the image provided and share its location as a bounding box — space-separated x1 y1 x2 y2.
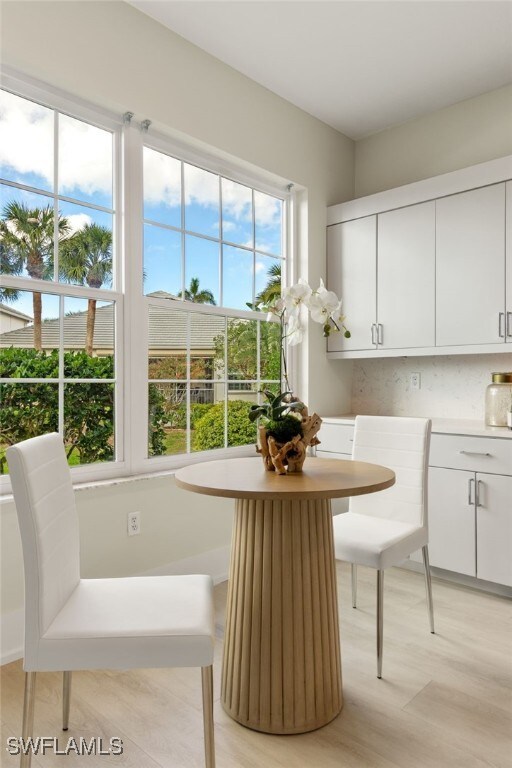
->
59 223 113 355
179 276 216 305
255 261 281 307
0 202 70 350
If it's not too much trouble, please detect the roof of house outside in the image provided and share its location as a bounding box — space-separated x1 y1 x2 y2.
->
0 303 33 322
0 295 227 352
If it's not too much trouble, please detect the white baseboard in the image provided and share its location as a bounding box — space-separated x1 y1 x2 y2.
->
0 546 230 666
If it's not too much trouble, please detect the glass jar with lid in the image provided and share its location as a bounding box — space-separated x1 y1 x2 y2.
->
485 372 512 427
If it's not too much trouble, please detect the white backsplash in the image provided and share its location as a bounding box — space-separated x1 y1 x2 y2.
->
351 353 512 419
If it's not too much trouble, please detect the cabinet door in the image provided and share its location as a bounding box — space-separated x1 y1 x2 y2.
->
436 183 506 346
428 467 475 576
377 201 435 349
326 216 376 352
506 181 512 343
476 473 512 586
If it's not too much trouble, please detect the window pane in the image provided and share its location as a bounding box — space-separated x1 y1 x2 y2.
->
0 90 54 193
0 291 59 377
227 318 257 381
222 245 253 310
190 311 225 380
144 224 181 297
227 397 258 448
184 235 219 306
255 255 281 307
221 178 252 247
64 383 114 466
0 184 56 281
148 382 187 457
260 320 281 381
59 113 113 209
255 191 283 256
63 297 114 378
191 383 226 452
148 304 187 376
58 210 113 291
1 383 58 474
143 147 181 228
184 164 219 238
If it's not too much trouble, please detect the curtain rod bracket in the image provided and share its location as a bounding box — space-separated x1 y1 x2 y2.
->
123 111 134 125
141 119 152 133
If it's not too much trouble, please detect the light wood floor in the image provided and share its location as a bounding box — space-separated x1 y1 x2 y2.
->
1 563 511 768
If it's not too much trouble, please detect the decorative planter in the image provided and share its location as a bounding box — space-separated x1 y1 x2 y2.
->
257 406 323 474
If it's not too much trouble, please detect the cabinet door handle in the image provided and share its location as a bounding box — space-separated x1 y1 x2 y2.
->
459 450 491 457
377 323 383 345
468 477 475 506
371 324 377 345
476 479 483 508
507 312 512 338
499 312 505 338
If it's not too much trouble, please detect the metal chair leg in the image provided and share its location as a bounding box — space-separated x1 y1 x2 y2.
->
351 563 357 608
422 545 435 634
63 671 72 731
201 666 215 768
20 672 36 768
377 570 384 679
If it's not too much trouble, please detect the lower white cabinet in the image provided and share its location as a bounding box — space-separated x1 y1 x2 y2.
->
476 473 512 586
428 467 476 576
319 418 512 588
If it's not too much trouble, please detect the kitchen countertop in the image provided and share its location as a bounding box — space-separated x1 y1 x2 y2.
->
320 414 512 439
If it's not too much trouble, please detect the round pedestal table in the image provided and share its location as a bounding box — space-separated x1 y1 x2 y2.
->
175 456 395 735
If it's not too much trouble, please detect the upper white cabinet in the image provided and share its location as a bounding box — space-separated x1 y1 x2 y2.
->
326 155 512 359
377 201 435 349
327 216 376 352
436 183 506 346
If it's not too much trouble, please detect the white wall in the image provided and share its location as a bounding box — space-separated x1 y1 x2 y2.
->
0 0 355 659
352 353 512 420
355 84 512 198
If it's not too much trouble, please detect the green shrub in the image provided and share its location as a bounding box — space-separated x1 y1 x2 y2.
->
193 400 256 451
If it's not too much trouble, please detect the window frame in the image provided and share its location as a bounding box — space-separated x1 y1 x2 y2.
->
0 69 295 489
132 131 291 474
0 71 125 490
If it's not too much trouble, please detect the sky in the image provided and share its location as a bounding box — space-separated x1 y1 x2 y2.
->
0 88 283 320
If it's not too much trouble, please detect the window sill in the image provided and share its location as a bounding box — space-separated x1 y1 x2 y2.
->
1 444 255 502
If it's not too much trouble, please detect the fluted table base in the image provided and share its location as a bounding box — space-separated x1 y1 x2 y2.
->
221 497 342 734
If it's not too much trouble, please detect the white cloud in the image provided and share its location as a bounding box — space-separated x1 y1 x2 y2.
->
0 91 112 197
0 90 53 186
66 213 93 234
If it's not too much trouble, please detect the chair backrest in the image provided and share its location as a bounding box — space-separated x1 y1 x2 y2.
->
7 433 80 654
349 416 431 527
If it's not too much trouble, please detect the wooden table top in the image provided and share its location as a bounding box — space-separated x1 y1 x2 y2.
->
175 456 395 501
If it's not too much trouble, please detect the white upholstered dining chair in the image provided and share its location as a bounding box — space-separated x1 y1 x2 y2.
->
7 433 216 768
332 415 434 679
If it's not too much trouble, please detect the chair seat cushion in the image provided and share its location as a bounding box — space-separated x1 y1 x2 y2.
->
35 575 214 671
333 512 427 570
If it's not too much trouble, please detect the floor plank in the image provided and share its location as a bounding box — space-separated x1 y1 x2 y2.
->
1 563 511 768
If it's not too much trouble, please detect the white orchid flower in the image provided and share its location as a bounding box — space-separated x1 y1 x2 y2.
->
283 278 312 315
309 289 340 324
285 314 306 346
330 300 346 327
266 297 285 322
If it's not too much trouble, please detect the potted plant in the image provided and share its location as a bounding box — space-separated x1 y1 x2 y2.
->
250 279 350 474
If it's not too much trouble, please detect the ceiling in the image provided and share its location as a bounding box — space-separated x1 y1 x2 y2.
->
129 1 512 140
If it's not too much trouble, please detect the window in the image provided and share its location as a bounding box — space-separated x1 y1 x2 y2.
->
142 143 286 463
0 84 121 478
0 74 291 485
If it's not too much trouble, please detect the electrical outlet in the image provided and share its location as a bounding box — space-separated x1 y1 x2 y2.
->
410 372 421 391
127 511 140 536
